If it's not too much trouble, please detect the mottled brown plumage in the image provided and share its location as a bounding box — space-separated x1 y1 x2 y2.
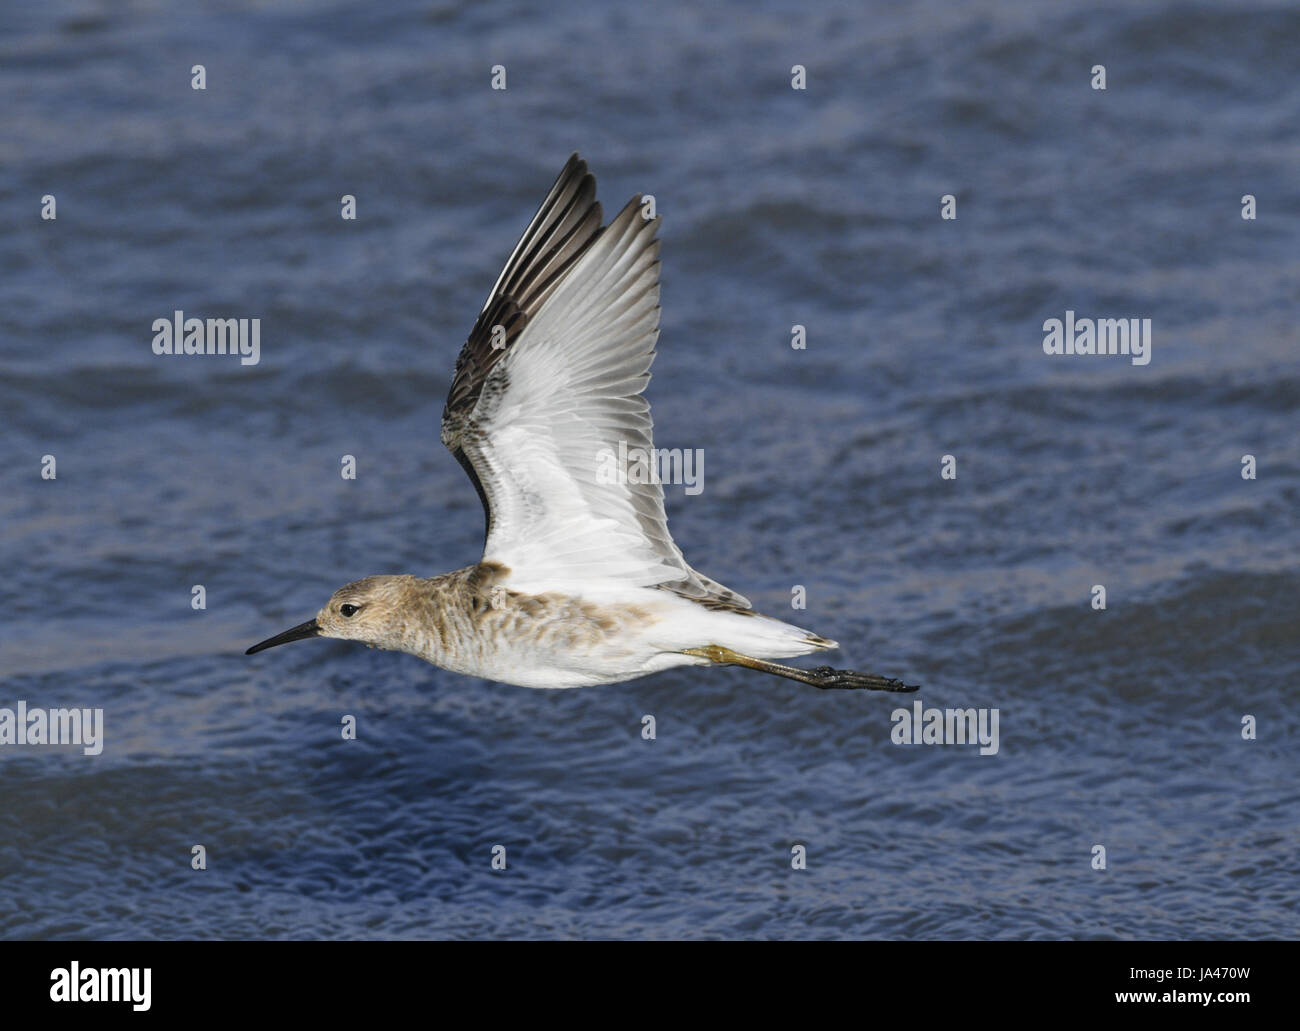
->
305 564 664 688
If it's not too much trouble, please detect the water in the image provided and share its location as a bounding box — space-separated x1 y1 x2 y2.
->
1 0 1297 939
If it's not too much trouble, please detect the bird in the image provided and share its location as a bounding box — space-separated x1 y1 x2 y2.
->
246 154 917 694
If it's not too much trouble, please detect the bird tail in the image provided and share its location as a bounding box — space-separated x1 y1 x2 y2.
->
711 611 838 660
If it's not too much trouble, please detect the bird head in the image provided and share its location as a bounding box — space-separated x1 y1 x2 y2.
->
246 575 418 656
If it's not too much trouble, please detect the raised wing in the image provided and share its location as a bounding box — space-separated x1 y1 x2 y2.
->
439 154 749 608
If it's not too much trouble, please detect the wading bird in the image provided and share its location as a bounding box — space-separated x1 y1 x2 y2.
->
247 155 916 693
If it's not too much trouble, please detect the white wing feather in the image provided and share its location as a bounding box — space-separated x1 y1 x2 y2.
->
444 157 750 607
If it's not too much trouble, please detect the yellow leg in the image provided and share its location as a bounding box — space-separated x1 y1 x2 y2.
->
681 646 917 693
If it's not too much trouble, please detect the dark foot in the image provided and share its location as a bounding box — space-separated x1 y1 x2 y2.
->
809 666 919 693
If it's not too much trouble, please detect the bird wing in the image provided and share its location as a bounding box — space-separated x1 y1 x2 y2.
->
439 154 750 607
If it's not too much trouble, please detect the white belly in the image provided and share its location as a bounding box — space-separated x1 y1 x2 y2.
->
428 587 832 689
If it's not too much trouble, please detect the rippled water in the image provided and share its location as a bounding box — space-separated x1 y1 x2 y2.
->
1 0 1297 939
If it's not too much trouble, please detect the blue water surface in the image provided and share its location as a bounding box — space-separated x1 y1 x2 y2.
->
0 0 1297 939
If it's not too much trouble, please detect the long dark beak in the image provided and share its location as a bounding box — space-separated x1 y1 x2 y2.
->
245 618 320 655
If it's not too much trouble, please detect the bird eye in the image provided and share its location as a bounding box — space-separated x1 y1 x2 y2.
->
340 603 359 617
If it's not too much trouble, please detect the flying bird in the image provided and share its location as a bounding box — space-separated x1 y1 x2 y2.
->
247 155 916 693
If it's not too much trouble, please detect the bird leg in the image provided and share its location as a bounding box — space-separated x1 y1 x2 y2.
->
681 645 918 693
